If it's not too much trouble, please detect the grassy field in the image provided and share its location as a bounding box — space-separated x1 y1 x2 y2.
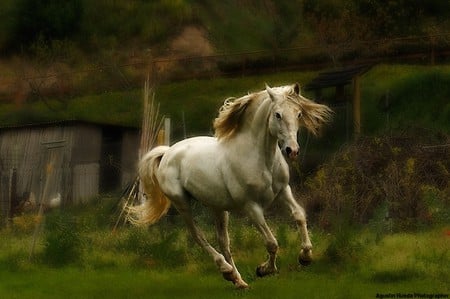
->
0 201 449 299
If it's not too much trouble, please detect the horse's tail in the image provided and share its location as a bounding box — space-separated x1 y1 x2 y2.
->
127 146 171 226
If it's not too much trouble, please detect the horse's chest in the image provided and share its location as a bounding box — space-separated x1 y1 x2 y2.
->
227 160 288 206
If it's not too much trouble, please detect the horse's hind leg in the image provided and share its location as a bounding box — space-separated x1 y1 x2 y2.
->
173 199 247 287
214 211 248 288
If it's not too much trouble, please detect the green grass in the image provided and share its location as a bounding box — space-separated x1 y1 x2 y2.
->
1 201 449 299
361 65 450 133
1 266 447 299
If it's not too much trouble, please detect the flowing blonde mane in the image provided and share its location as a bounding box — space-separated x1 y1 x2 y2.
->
213 85 332 139
295 94 333 136
213 92 262 139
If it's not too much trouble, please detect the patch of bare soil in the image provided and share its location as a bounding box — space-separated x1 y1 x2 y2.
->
170 26 214 57
155 26 216 77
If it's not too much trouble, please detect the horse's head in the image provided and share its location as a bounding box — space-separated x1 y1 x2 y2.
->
266 83 332 160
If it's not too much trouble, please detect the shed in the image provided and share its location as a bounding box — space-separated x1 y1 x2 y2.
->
0 120 139 225
305 64 372 138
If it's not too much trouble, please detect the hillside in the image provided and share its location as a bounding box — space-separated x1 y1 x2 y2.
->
1 0 449 103
2 1 449 56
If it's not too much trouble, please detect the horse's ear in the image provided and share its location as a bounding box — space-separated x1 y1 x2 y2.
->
265 83 276 101
293 83 300 95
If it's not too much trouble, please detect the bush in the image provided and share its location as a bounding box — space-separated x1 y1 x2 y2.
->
9 0 83 51
302 130 450 231
323 225 364 267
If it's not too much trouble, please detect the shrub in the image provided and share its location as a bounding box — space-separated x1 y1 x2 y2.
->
323 225 364 267
9 0 83 51
302 130 450 231
12 214 42 233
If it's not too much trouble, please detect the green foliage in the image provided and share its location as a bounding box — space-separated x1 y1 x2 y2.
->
77 0 194 51
0 0 15 49
304 0 450 38
0 0 194 54
356 0 450 37
323 226 364 266
197 0 303 52
1 0 449 57
8 0 83 51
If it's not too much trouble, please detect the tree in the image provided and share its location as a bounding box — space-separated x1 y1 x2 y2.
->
303 0 371 65
10 0 83 51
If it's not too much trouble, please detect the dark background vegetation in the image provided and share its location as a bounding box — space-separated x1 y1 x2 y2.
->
1 0 449 55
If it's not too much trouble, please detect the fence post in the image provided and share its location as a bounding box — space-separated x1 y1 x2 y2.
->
353 74 361 139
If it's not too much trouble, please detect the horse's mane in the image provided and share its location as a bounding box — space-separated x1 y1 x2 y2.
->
296 94 333 136
213 92 261 140
213 85 332 140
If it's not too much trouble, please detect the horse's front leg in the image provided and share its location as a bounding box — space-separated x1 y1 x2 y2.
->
245 202 279 277
279 186 313 266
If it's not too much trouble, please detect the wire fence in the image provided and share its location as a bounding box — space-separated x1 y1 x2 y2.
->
1 32 449 106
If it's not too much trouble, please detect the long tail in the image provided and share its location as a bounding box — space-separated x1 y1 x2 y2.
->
127 146 171 226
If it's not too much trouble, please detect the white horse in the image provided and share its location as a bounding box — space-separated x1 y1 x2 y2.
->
129 83 332 288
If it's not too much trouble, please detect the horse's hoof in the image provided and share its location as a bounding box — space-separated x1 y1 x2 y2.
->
222 271 234 282
298 257 312 266
223 272 248 289
256 265 277 277
299 249 312 266
234 279 249 289
256 265 265 277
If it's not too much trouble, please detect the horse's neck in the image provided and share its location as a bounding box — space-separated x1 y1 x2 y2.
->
236 97 278 166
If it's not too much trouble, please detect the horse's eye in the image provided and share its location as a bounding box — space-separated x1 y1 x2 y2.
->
275 112 282 119
297 111 303 119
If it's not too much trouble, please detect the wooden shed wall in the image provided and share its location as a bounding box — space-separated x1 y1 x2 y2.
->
0 125 75 225
70 124 102 204
0 122 139 225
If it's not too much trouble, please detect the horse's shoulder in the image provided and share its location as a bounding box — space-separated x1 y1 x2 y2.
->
272 154 289 186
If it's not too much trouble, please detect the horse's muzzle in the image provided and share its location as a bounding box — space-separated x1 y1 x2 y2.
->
285 145 299 159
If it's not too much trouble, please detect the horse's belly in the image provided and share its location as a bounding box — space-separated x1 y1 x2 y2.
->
182 156 242 209
184 175 233 209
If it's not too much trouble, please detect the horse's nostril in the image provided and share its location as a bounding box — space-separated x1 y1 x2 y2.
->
286 147 292 155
